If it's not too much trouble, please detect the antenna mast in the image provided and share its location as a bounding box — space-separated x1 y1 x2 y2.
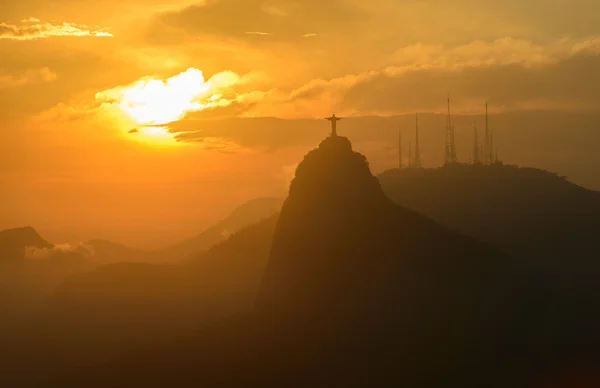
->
398 125 403 168
444 96 457 164
473 121 480 164
415 113 421 168
485 102 490 164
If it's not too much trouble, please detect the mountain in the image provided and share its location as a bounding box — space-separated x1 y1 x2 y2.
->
46 136 591 388
78 239 152 264
0 226 52 261
0 214 280 383
154 197 283 261
0 227 94 332
378 164 600 274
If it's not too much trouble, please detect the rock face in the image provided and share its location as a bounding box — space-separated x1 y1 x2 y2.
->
257 136 395 314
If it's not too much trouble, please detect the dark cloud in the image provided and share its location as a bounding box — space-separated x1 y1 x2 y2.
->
332 51 600 114
169 117 324 150
171 132 243 153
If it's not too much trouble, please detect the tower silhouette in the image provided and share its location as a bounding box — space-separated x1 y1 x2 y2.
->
408 141 413 168
484 102 490 164
473 121 480 164
444 97 457 164
398 125 403 168
490 132 495 164
414 113 421 168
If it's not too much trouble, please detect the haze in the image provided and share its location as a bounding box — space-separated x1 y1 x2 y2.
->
2 0 600 248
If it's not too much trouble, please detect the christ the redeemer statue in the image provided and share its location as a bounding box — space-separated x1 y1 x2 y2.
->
325 114 343 137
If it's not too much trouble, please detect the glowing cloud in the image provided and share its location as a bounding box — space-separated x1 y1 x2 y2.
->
0 19 113 40
96 68 243 126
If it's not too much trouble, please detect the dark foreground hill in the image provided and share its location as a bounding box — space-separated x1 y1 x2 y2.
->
46 136 594 388
378 165 600 274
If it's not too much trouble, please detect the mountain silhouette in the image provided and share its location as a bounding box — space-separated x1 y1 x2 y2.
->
0 214 281 385
44 136 571 388
0 226 52 261
154 197 283 261
378 164 600 273
77 239 151 264
0 227 94 335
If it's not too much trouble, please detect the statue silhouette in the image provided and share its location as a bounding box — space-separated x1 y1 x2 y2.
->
325 114 343 137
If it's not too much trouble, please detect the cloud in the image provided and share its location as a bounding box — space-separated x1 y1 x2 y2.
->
0 19 113 40
254 36 600 117
171 133 243 152
38 35 600 142
338 49 600 115
0 67 56 88
95 67 262 126
245 31 272 36
24 243 93 260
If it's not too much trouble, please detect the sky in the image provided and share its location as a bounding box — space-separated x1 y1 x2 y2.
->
2 0 600 248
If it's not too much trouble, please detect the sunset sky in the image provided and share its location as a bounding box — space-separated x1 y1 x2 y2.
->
2 0 600 248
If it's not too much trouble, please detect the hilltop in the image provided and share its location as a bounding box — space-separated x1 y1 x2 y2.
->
0 227 52 261
378 164 600 273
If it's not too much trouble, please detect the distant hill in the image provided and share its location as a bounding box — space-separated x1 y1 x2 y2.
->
46 136 590 388
0 196 283 344
153 197 283 261
378 164 600 273
0 214 280 379
0 226 52 261
0 227 94 331
77 239 151 264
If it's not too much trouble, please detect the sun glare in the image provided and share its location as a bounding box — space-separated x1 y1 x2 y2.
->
120 69 210 125
97 68 242 144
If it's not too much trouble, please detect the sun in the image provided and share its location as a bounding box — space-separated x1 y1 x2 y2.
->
97 67 242 144
118 68 211 126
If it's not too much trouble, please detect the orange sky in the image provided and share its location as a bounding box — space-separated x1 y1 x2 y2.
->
2 0 600 247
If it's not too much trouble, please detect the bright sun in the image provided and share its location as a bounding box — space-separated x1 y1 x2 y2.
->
97 67 241 144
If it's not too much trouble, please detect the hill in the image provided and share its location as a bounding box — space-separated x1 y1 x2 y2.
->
153 197 283 261
0 227 94 332
0 214 280 384
0 226 52 261
77 239 152 264
45 136 586 388
378 164 600 274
